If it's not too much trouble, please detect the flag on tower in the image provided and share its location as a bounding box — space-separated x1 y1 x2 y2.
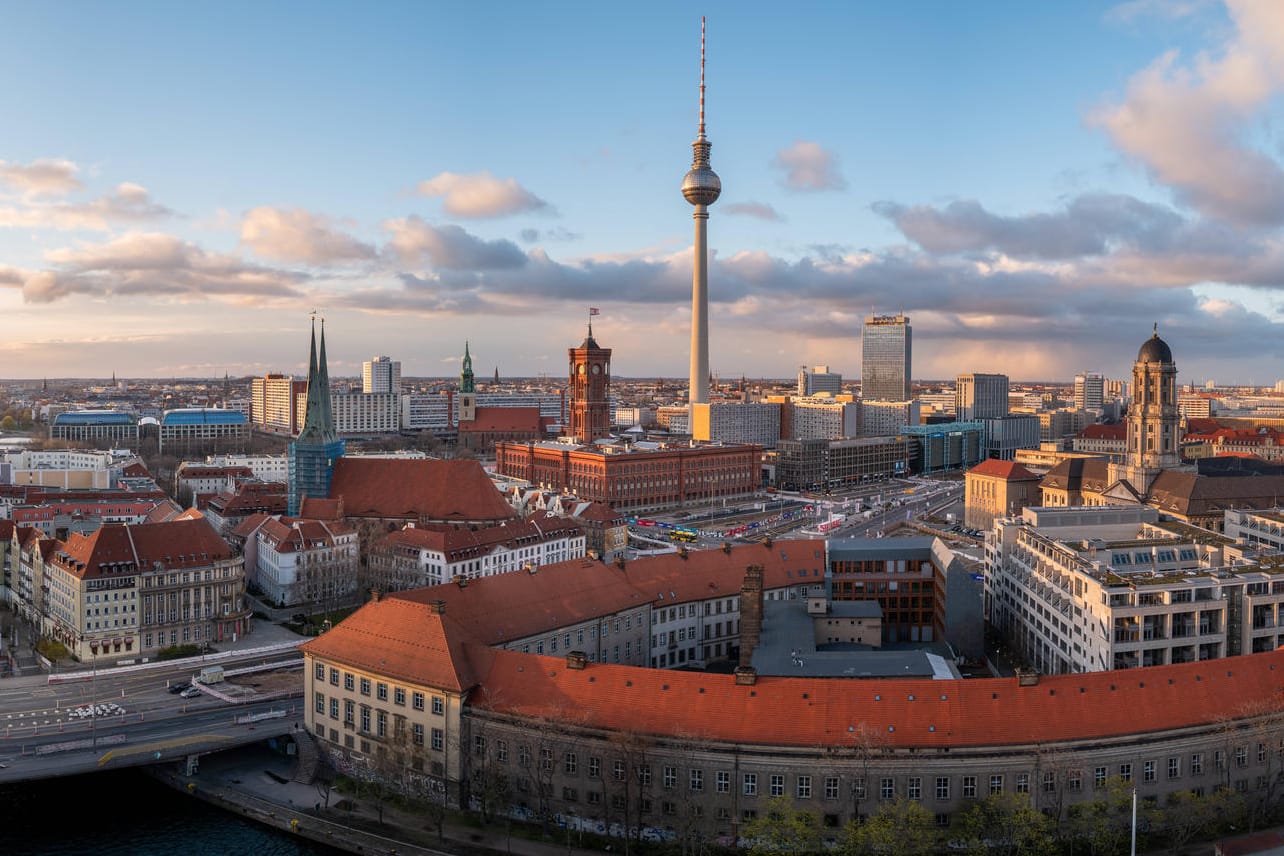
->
589 307 600 316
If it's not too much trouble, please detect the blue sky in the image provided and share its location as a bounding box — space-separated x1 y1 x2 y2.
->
2 0 1283 386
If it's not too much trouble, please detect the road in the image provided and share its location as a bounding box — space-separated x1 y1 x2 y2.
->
0 646 304 784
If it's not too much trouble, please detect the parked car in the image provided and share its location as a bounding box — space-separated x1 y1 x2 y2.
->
168 682 190 694
180 685 202 699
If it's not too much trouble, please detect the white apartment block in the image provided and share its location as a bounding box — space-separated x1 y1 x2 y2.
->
1224 509 1284 553
986 506 1284 675
362 356 402 394
1 449 116 489
250 374 299 433
691 402 781 448
255 518 359 608
790 397 860 440
402 393 453 433
797 365 843 397
859 399 921 437
203 454 290 483
331 391 401 435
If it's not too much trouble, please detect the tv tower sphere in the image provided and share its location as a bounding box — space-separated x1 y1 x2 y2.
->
683 164 721 206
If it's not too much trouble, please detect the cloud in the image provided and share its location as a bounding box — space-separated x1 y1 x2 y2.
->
240 206 376 264
0 158 83 197
1091 1 1284 224
0 183 175 231
1104 0 1215 25
772 141 847 192
23 232 307 304
0 265 26 288
416 171 549 218
724 202 784 221
875 193 1189 259
384 216 527 270
519 226 581 243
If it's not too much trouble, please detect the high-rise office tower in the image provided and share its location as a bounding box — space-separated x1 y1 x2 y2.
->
861 314 911 401
956 373 1009 421
1074 371 1105 411
362 356 401 394
288 317 345 516
682 18 720 407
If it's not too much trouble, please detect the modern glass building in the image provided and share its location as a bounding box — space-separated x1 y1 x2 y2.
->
861 314 911 401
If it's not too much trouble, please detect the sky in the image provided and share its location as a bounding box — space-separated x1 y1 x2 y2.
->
3 1 1284 386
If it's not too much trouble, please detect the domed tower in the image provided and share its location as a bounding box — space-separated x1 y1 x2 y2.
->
683 17 721 408
1123 325 1181 491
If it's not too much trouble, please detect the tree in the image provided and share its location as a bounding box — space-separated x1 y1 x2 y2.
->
743 796 822 855
952 792 1052 856
841 796 938 856
1064 775 1159 856
1158 788 1241 854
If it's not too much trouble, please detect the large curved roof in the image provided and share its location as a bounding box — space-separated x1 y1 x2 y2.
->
52 410 135 426
161 408 248 426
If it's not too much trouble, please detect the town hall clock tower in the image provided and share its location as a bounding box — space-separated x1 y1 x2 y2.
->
567 312 612 443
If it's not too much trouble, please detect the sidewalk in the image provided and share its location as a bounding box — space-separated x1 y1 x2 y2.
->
167 739 608 856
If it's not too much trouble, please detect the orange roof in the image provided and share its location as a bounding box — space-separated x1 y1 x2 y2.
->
967 459 1039 480
460 406 542 433
299 597 479 693
327 458 517 523
472 648 1284 749
52 517 232 580
298 497 343 520
1078 424 1127 440
373 514 582 560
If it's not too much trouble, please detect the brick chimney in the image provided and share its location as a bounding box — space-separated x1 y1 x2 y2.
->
734 666 757 686
430 600 446 615
738 564 765 670
369 589 381 602
566 651 587 670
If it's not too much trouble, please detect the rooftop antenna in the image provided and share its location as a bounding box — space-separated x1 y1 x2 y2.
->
698 16 707 140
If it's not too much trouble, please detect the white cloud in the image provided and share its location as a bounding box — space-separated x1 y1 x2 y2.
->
416 171 549 218
0 158 83 198
240 206 376 264
384 216 527 270
0 183 174 231
25 232 306 304
724 201 784 221
772 141 847 192
1092 0 1284 224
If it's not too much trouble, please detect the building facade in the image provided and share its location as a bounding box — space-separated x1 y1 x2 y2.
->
50 410 139 445
567 323 613 444
691 402 781 448
362 356 402 395
861 314 911 402
955 373 1009 422
798 366 843 397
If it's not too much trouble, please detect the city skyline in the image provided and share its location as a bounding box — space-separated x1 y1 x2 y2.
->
3 2 1284 384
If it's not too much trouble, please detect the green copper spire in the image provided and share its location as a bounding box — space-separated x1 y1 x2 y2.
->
297 317 338 444
460 341 475 394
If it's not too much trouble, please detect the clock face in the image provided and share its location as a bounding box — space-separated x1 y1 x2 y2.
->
592 364 600 375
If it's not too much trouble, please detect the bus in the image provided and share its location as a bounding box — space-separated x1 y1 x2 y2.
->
670 528 698 543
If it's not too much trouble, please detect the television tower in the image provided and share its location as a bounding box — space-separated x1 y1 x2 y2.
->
682 17 720 406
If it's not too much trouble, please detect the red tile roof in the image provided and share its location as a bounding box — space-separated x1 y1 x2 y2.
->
460 406 542 433
327 458 517 523
1078 424 1127 440
967 459 1039 480
298 497 344 520
52 517 232 580
372 514 583 561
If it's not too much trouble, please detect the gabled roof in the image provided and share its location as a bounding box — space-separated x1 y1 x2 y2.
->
372 514 583 561
298 497 343 520
327 457 517 523
460 406 542 433
1077 424 1127 441
52 517 231 580
299 598 479 693
967 459 1039 481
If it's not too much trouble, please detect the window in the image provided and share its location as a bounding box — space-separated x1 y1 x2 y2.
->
881 777 895 800
744 773 758 796
989 775 1003 796
1192 753 1204 776
497 740 508 763
690 769 704 793
963 776 978 799
344 673 354 691
1216 750 1227 772
636 765 651 787
770 774 784 798
1119 764 1132 784
412 723 424 746
359 677 370 696
519 745 531 768
664 766 677 790
1042 771 1056 794
907 777 922 801
1144 761 1156 783
343 700 354 726
1068 770 1083 793
315 663 325 681
315 693 325 714
613 760 625 782
589 757 601 779
717 771 730 794
1168 757 1181 780
376 711 387 738
563 787 578 802
564 753 578 775
587 791 601 806
432 728 444 751
1016 773 1029 794
825 777 840 800
853 778 866 801
360 706 370 733
1094 767 1107 789
394 687 406 706
1236 746 1249 768
1260 743 1269 764
936 777 950 801
432 696 444 715
376 682 387 701
541 748 554 771
797 775 811 799
412 692 425 711
329 668 339 686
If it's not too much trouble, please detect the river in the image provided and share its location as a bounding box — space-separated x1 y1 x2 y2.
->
2 768 346 856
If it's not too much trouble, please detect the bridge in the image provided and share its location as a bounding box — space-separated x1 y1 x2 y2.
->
0 642 306 784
